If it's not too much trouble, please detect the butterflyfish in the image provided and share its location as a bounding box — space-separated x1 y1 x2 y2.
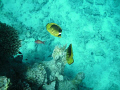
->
66 44 74 65
46 23 62 37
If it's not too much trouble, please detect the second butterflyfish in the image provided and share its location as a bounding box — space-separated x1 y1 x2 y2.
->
66 44 74 65
46 23 62 37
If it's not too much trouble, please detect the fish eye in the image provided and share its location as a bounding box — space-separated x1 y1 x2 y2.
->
58 34 61 37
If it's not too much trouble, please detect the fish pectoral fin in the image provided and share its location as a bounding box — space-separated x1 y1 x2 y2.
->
67 57 74 65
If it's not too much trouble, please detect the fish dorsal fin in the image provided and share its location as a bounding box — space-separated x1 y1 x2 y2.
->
67 44 72 57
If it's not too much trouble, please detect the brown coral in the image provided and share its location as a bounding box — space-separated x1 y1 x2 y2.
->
0 22 21 60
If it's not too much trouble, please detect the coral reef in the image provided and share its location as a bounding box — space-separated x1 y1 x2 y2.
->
52 45 67 63
42 81 56 90
0 22 21 60
58 80 78 90
9 80 31 90
42 45 86 90
0 44 87 90
0 76 10 90
25 63 47 88
73 72 85 85
58 72 85 90
43 45 67 83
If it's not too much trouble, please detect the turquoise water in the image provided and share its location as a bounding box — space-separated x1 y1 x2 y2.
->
0 0 120 90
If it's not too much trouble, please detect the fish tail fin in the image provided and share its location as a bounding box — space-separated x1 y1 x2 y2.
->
43 41 45 44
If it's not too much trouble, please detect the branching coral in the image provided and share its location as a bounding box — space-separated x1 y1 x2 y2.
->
52 44 67 64
0 22 21 59
25 63 47 88
73 72 85 85
42 45 67 83
58 72 85 90
9 80 31 90
58 80 78 90
0 76 10 90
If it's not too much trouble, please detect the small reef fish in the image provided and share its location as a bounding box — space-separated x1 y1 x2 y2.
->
35 40 45 44
66 44 74 65
46 23 62 37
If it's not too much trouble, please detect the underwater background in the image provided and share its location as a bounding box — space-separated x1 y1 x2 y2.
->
0 0 120 90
